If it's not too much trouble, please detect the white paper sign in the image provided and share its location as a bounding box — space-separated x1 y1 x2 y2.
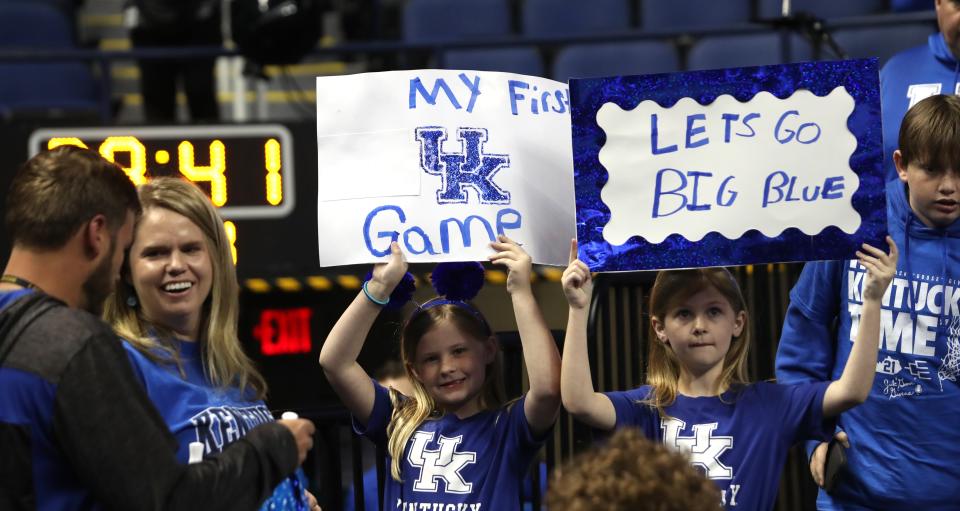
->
316 70 575 267
597 86 860 245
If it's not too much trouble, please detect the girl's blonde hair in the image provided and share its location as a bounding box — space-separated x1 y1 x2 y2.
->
644 268 751 418
103 177 266 398
386 301 505 481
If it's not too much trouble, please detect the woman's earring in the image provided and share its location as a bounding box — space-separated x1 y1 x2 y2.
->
126 294 138 307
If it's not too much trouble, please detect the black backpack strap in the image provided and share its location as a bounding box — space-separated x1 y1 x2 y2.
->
0 293 62 368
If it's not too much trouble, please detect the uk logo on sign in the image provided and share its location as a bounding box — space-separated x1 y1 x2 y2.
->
416 127 511 205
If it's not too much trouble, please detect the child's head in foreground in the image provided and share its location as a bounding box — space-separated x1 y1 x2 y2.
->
546 428 720 511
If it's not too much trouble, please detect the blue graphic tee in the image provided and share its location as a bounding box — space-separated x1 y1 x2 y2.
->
605 382 831 511
354 381 545 511
123 338 306 510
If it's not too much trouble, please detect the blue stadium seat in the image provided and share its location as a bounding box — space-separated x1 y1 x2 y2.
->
523 0 631 37
552 41 679 82
0 2 74 48
641 0 752 31
0 63 98 112
890 0 932 12
758 0 886 19
831 23 937 66
443 47 545 77
403 0 512 43
0 2 99 119
687 33 813 71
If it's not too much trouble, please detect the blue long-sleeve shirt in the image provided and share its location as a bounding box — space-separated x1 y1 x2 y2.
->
776 180 960 510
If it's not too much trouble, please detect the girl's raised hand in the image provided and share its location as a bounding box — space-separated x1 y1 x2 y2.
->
562 239 592 309
368 241 408 299
489 235 533 295
856 236 898 301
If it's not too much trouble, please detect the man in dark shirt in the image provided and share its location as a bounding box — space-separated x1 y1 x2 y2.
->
0 146 315 510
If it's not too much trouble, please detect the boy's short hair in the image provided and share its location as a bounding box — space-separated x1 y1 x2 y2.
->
898 94 960 173
4 146 140 249
546 429 720 511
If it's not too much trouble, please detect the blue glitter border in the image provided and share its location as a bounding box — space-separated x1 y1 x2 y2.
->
570 59 886 271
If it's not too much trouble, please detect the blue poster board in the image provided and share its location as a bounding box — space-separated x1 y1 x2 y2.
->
571 59 886 271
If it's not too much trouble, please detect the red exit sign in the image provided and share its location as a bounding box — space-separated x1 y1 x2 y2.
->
253 307 313 356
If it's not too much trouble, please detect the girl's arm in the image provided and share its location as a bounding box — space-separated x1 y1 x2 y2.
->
822 236 898 418
318 242 407 425
489 235 561 435
559 240 617 430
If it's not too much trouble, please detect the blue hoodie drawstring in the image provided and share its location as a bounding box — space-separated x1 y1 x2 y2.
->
905 215 918 328
939 233 949 335
904 216 954 336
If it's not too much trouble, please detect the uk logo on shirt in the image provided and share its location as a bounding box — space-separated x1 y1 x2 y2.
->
407 431 477 493
662 418 734 479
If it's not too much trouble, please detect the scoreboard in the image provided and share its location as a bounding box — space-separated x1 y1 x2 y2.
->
28 125 296 219
9 123 325 282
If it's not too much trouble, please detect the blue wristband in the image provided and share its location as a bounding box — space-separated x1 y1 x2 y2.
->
362 281 390 306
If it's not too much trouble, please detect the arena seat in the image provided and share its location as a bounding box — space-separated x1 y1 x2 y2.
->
831 22 937 66
553 40 679 82
687 32 813 71
0 2 75 48
757 0 887 19
890 0 933 12
403 0 544 77
0 2 99 120
522 0 631 37
403 0 513 43
444 47 545 76
640 0 753 31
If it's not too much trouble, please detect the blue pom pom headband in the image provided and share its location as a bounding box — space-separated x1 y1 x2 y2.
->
411 298 492 337
412 262 490 331
363 262 490 330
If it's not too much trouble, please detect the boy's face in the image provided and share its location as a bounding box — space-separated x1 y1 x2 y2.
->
895 150 960 228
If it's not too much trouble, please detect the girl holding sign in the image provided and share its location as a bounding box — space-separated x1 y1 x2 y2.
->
560 238 896 511
319 237 560 511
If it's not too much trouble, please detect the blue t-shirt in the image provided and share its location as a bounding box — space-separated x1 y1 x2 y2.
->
606 382 832 511
354 381 545 511
123 338 306 511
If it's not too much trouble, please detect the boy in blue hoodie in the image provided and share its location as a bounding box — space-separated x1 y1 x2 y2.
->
880 0 960 182
776 94 960 510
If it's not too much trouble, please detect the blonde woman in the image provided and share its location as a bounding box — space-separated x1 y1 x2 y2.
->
104 177 310 510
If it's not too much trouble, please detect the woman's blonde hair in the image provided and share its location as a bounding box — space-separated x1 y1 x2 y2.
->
386 301 505 481
103 177 266 398
644 267 751 418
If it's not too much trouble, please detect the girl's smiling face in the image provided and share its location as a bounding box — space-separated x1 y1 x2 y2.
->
409 320 496 418
652 285 745 378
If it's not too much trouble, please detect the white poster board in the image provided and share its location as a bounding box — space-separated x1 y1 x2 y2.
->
599 87 859 245
316 70 575 267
